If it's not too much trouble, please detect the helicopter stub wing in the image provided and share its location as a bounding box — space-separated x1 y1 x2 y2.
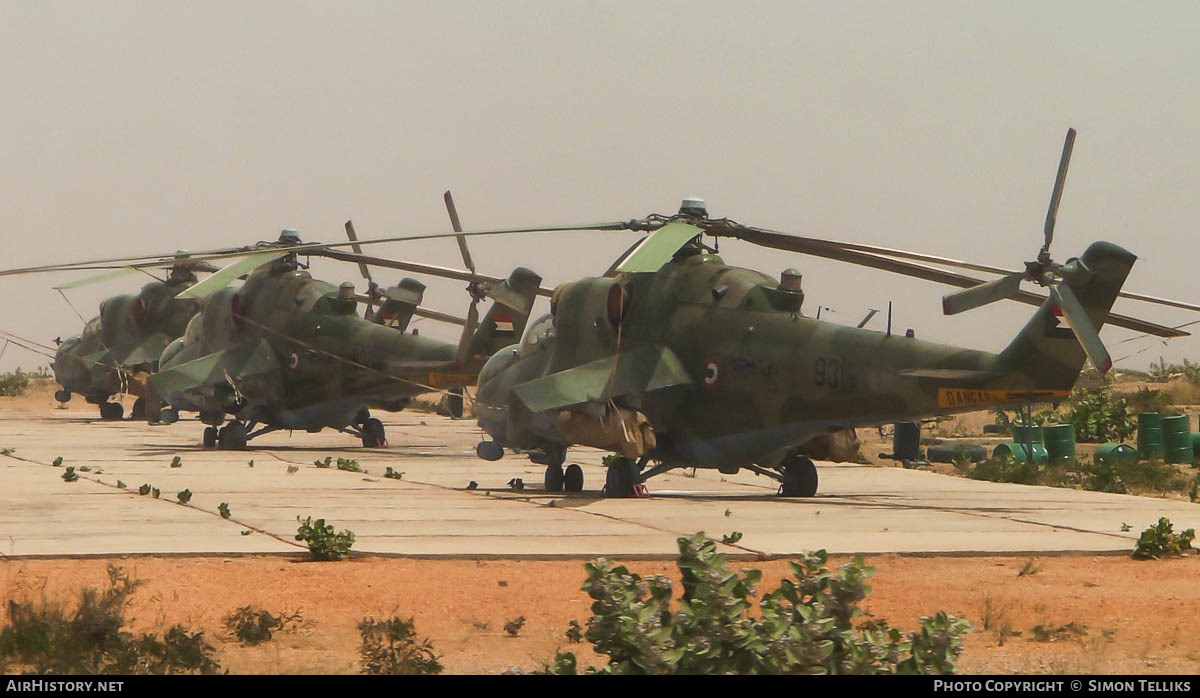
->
512 344 693 412
613 222 704 273
149 339 280 397
109 333 173 367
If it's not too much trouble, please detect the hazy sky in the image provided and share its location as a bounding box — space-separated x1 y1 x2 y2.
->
2 1 1197 373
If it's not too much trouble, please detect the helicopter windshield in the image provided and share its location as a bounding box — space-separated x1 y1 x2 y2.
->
518 313 555 358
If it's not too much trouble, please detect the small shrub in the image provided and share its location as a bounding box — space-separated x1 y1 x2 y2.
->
384 467 404 480
52 457 63 467
61 467 78 483
151 488 161 499
1030 622 1087 643
967 456 1040 485
336 458 363 473
177 489 192 505
1132 517 1196 560
218 503 231 519
721 531 744 545
223 606 301 646
0 370 30 397
314 457 332 468
170 456 182 469
565 620 583 644
358 617 442 675
0 564 221 674
295 516 355 561
138 484 151 496
539 532 972 675
116 481 126 489
504 616 526 637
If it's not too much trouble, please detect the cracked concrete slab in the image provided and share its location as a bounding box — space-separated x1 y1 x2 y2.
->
1 411 1197 558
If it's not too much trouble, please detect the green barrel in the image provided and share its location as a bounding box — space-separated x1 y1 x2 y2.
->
1161 415 1192 464
1042 424 1076 463
993 442 1048 465
1192 433 1200 463
927 443 988 464
1095 442 1138 467
1137 413 1165 460
1011 425 1045 445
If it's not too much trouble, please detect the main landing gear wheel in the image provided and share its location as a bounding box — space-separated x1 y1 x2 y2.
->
779 455 818 497
603 458 640 498
203 427 218 449
160 408 180 424
564 464 584 493
54 389 71 403
217 421 248 450
131 398 146 421
99 401 123 421
476 441 504 461
544 464 565 492
362 418 387 448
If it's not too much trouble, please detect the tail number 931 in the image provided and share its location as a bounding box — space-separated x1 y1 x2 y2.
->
814 357 857 391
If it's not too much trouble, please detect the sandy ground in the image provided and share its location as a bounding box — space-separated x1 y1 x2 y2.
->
2 554 1199 675
4 378 1200 675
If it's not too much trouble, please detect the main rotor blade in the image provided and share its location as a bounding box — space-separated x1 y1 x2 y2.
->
175 252 284 299
941 272 1024 315
0 222 638 279
712 225 1186 338
317 249 554 298
54 267 139 290
1044 128 1076 255
1051 283 1113 374
443 190 476 274
344 220 373 284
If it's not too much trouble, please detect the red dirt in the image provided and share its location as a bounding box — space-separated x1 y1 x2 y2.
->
2 553 1198 675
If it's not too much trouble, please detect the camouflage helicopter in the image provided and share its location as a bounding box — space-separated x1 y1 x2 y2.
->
49 255 215 420
143 222 548 450
467 129 1199 497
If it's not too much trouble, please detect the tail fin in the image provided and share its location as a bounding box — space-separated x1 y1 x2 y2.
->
459 267 542 367
997 241 1136 390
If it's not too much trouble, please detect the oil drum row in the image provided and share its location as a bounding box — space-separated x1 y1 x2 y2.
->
1135 413 1198 464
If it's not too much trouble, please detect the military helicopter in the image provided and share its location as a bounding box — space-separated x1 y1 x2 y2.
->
49 255 215 420
144 221 547 449
467 129 1200 497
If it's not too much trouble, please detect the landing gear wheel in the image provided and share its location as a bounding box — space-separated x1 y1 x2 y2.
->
447 388 464 419
99 401 124 421
131 398 146 420
203 427 218 449
603 458 640 498
362 418 387 448
54 389 71 403
353 407 370 426
217 421 248 450
160 408 180 424
779 456 818 497
544 464 565 492
476 441 504 461
564 464 584 493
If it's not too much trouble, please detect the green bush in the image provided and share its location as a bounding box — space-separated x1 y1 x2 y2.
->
295 516 355 561
0 371 30 397
1058 388 1136 443
1132 517 1196 560
966 456 1041 485
358 617 442 675
540 532 972 675
0 565 221 674
222 606 301 646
